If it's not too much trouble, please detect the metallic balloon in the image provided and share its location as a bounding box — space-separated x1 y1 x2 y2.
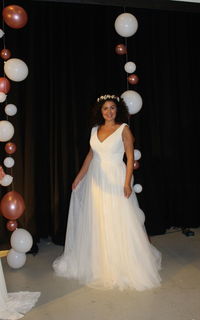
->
127 74 139 85
0 190 25 220
115 44 127 55
0 77 11 94
133 160 140 170
5 142 17 154
2 5 28 29
6 220 18 232
0 48 11 60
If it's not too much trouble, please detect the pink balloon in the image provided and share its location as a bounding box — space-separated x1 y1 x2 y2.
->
133 160 140 170
0 191 25 220
6 220 18 231
0 77 11 94
115 44 127 55
2 5 28 29
0 49 11 60
5 142 17 154
127 74 139 85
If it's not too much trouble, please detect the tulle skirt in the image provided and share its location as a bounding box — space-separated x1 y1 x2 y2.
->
53 158 161 291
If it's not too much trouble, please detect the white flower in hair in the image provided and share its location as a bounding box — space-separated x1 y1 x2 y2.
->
97 94 120 102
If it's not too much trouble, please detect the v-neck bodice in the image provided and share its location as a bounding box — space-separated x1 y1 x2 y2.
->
90 123 127 164
96 124 124 143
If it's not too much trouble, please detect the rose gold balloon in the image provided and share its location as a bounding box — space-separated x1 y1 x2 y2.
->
128 74 139 85
115 44 127 55
0 49 11 60
0 77 11 94
6 220 18 231
2 5 28 29
133 160 140 170
5 142 17 154
0 191 25 220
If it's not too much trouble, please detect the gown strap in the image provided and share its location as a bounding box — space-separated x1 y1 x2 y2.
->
118 123 129 134
91 126 98 135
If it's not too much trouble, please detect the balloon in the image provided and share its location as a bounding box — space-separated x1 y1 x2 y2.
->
133 184 143 193
115 44 127 55
0 92 7 102
4 58 28 82
0 190 25 220
6 220 18 231
0 29 5 38
128 74 139 85
3 157 15 168
114 13 138 37
134 149 141 160
11 228 33 253
0 174 13 187
5 104 17 116
7 249 26 269
121 90 143 115
0 166 5 180
133 160 140 170
0 120 14 142
2 5 28 29
124 61 136 74
0 48 11 60
0 77 11 94
5 142 17 154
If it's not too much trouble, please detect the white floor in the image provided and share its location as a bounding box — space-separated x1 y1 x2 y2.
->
1 228 200 320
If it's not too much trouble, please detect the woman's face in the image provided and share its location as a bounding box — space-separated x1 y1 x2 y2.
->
101 100 117 122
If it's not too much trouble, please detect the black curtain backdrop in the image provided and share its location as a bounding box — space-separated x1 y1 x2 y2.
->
0 0 200 246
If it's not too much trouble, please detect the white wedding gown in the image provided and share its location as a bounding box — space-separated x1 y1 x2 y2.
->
53 123 161 291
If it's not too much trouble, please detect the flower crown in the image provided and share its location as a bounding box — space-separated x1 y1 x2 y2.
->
97 94 120 102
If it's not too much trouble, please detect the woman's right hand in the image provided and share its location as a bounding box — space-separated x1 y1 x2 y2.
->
72 178 80 190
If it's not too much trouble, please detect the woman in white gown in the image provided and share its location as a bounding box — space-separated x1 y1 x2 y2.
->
53 94 161 291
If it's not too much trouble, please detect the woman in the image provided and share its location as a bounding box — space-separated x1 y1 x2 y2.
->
53 94 161 291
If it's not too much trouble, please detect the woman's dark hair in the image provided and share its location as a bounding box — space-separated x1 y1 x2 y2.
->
90 95 130 127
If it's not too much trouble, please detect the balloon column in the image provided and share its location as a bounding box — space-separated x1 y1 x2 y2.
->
0 4 32 269
114 12 143 193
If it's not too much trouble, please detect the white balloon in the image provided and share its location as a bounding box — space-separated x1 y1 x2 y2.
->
5 104 17 116
0 174 13 186
134 149 141 161
11 228 33 253
124 61 136 74
114 13 138 37
0 29 5 38
3 157 15 168
134 184 143 193
4 58 28 82
0 120 14 142
0 92 7 103
121 90 143 115
7 249 26 269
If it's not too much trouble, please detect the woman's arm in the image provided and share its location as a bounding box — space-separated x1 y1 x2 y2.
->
122 126 135 198
72 148 93 189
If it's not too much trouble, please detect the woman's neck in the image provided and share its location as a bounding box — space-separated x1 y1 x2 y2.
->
104 120 116 127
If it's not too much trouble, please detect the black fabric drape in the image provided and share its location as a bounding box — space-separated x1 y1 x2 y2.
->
0 0 200 246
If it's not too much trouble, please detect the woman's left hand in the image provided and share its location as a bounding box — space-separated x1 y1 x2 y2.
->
124 185 132 198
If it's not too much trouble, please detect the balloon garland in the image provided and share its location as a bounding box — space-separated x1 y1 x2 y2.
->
0 3 33 269
114 11 143 194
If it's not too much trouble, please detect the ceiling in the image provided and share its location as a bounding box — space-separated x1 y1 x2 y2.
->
32 0 200 12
